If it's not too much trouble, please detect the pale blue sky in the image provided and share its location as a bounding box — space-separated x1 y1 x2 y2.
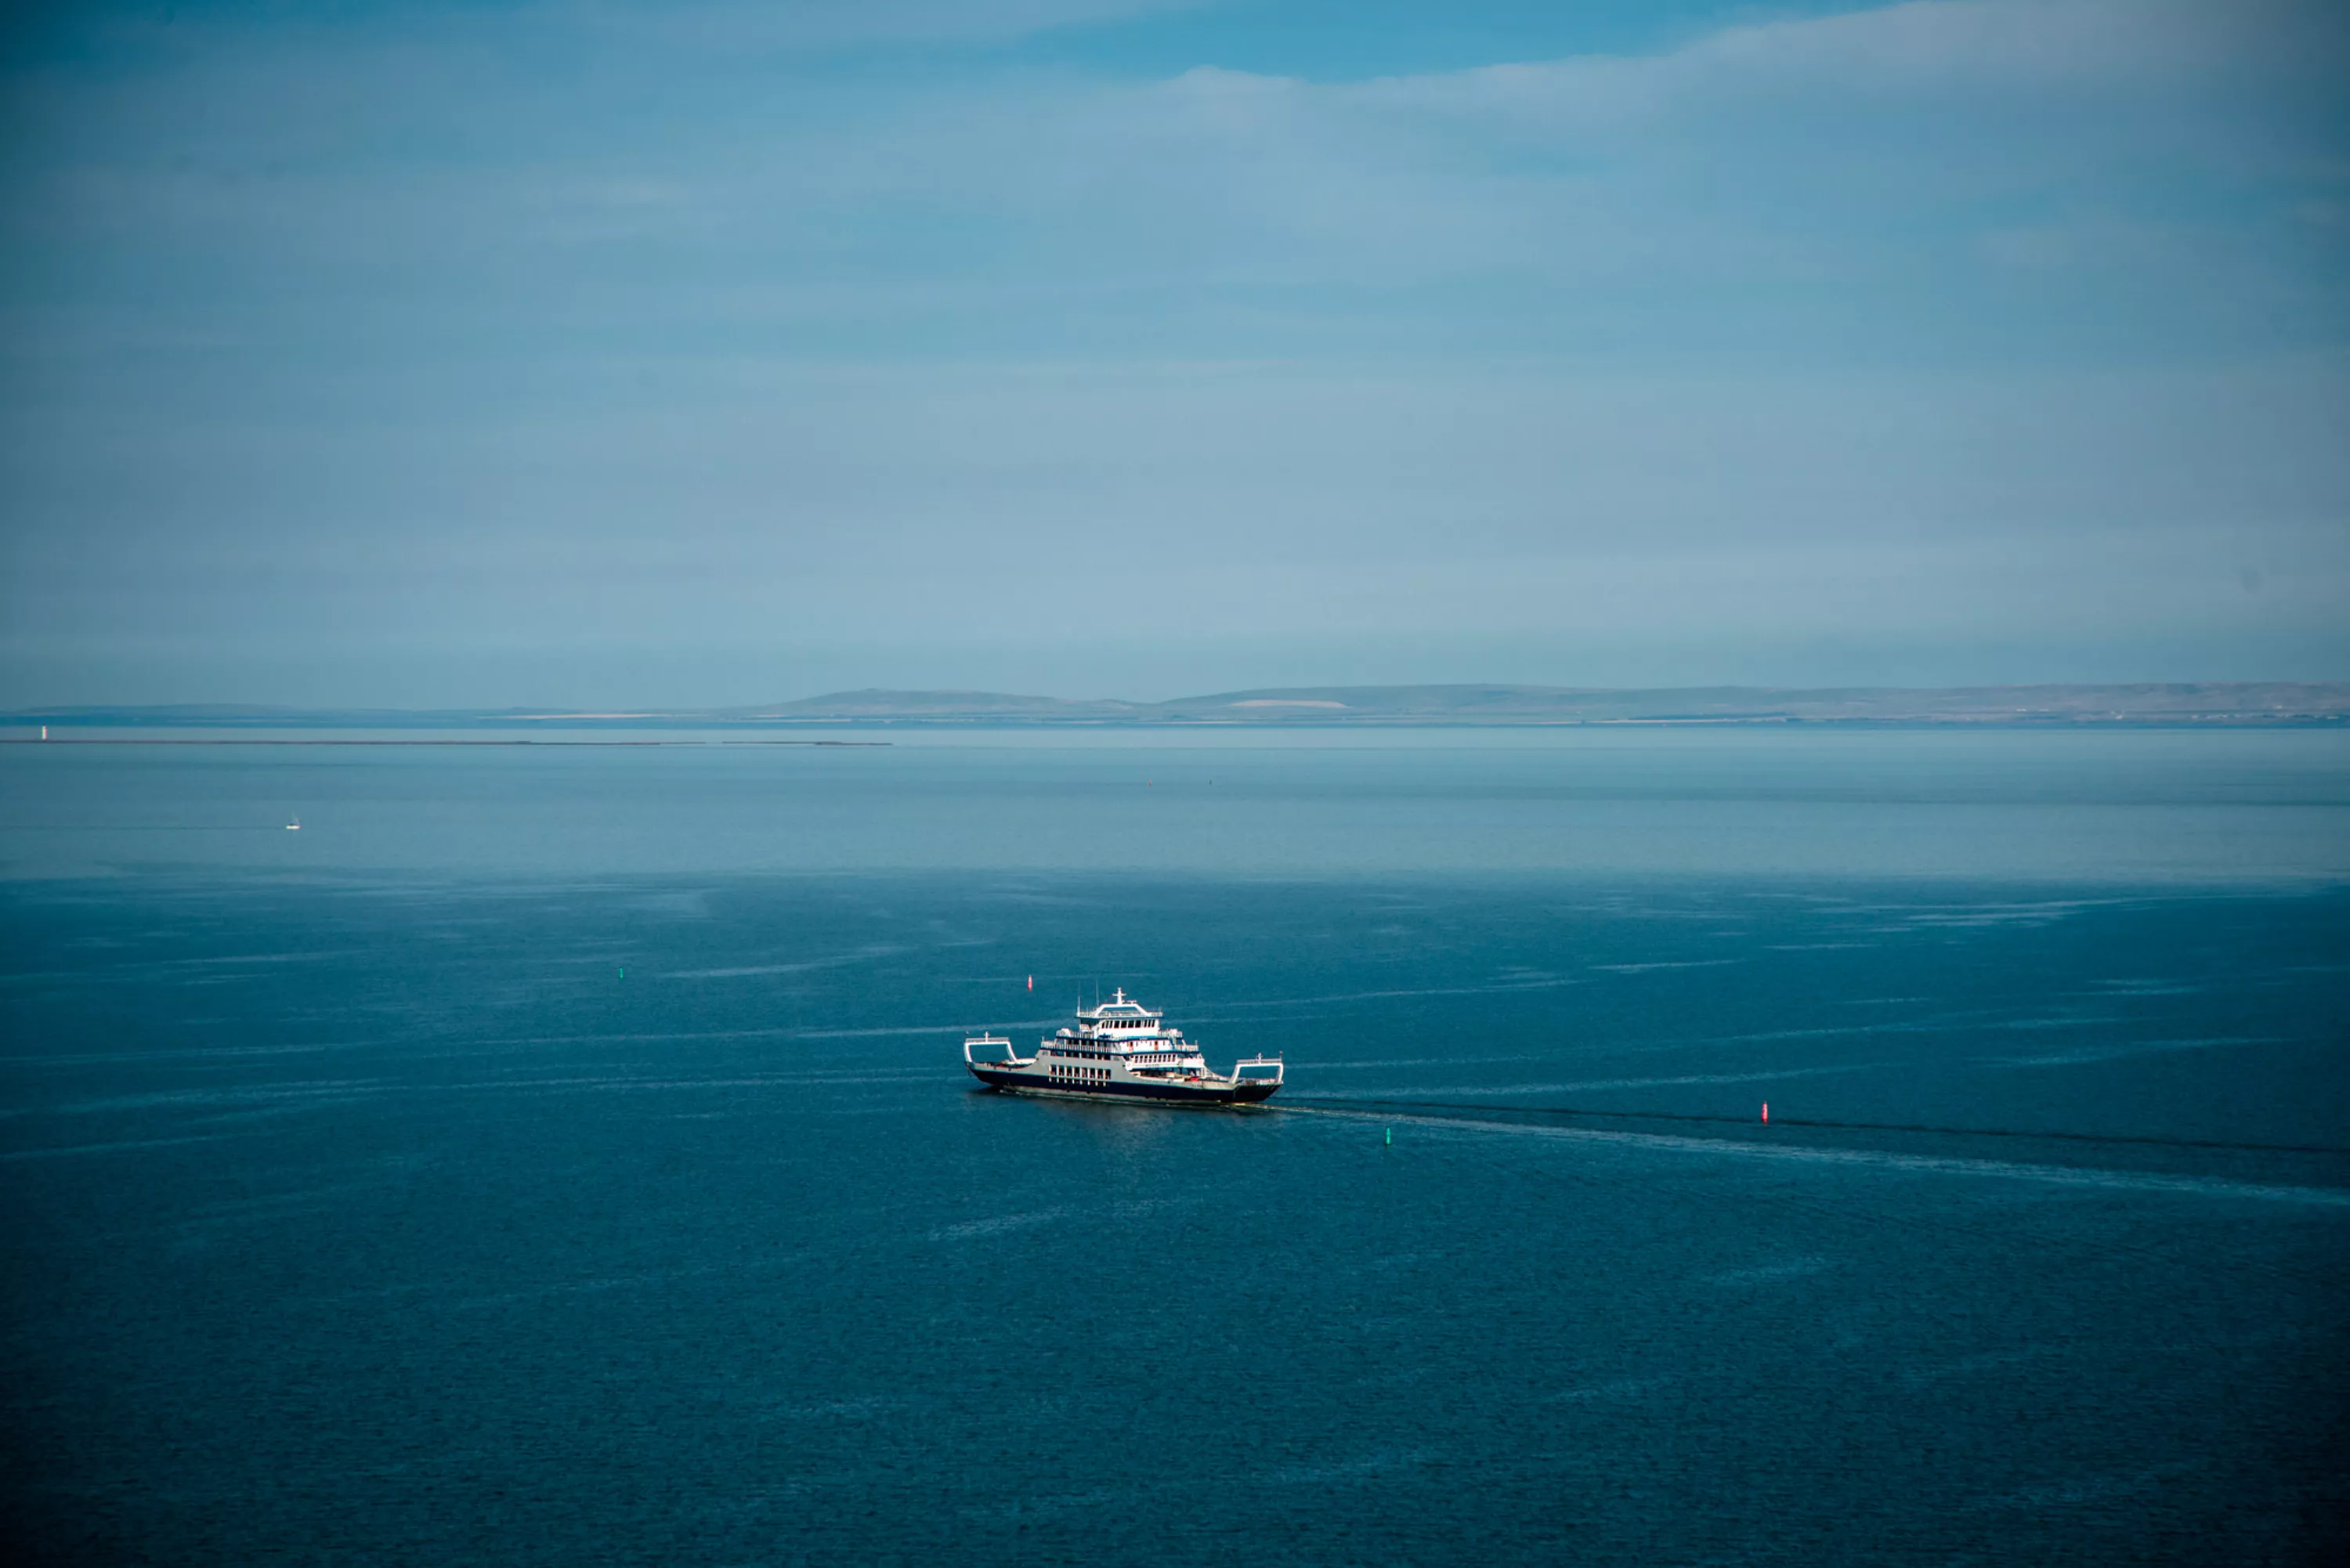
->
2 0 2345 706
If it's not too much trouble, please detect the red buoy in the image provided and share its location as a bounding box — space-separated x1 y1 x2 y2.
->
1761 1102 1770 1124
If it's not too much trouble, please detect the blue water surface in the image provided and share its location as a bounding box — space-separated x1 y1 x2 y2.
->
2 728 2345 1564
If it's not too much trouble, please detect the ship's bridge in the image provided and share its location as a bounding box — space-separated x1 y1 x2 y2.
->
1076 988 1169 1037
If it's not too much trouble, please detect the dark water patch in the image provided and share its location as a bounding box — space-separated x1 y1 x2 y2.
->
1 1134 230 1161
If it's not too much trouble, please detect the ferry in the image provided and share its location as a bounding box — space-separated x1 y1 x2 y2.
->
964 989 1282 1107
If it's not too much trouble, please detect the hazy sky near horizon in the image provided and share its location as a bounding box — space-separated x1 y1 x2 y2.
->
2 0 2346 706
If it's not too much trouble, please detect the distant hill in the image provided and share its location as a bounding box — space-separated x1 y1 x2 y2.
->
10 683 2348 728
1124 683 2350 724
725 688 1139 720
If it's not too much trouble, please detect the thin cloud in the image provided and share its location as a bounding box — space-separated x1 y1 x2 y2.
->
0 0 2343 703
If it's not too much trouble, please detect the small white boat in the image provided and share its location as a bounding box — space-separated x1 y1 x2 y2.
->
285 816 301 832
964 988 1282 1107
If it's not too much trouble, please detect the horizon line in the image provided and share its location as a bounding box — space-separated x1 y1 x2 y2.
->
9 678 2350 726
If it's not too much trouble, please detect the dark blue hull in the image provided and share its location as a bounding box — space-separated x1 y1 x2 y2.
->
969 1065 1279 1107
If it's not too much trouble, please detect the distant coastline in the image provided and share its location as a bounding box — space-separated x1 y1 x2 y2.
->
8 683 2349 731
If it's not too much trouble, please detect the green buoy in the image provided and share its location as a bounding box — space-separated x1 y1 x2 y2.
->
1384 1126 1392 1147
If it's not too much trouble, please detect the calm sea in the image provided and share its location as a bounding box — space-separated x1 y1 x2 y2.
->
3 727 2346 1565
